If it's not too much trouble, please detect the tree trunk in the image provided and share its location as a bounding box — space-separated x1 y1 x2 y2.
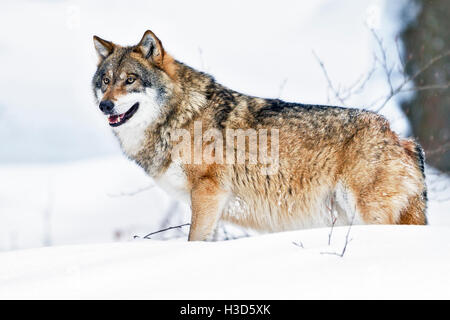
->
400 0 450 172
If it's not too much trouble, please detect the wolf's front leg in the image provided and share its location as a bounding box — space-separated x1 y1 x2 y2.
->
189 177 226 241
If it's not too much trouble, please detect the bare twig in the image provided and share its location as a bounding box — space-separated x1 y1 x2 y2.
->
292 241 304 249
342 59 377 98
321 210 355 258
277 78 288 99
314 27 450 114
375 48 450 112
394 35 409 73
400 82 450 93
313 50 346 105
135 223 191 239
107 184 154 197
328 215 337 246
426 142 450 157
371 28 395 96
338 214 354 257
326 197 337 246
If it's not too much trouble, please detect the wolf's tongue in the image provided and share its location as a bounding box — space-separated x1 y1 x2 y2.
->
108 115 119 123
108 113 126 124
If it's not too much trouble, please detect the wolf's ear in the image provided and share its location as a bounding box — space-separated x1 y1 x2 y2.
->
93 35 114 60
137 30 164 65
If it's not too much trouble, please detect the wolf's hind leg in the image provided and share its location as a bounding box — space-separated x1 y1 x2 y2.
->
398 193 427 225
340 175 422 225
336 178 401 225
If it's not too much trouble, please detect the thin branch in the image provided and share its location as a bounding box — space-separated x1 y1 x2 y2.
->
107 185 154 197
313 50 376 106
425 142 450 157
328 216 337 246
277 78 288 99
371 28 395 95
313 50 346 105
375 49 450 112
344 58 377 97
400 82 450 93
136 223 191 239
394 35 409 74
321 210 355 258
339 214 355 257
326 197 337 246
292 241 304 249
315 27 450 114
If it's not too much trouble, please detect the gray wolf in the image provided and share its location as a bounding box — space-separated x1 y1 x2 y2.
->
92 30 427 241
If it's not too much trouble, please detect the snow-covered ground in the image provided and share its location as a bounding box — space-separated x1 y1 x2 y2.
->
1 225 449 299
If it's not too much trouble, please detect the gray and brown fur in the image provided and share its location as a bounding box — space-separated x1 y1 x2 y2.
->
92 30 427 241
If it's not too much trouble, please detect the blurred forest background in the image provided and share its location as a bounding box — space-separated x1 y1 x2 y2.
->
400 0 449 172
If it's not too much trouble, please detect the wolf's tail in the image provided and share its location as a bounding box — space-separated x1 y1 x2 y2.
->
414 140 428 203
399 138 428 224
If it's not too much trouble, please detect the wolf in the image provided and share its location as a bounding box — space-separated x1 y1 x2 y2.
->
92 30 427 241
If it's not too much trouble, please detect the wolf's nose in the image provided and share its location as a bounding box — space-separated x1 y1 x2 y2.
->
99 100 115 114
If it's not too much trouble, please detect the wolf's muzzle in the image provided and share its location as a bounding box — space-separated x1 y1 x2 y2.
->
99 100 115 114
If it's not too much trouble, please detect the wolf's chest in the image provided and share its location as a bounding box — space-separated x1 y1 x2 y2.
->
154 161 190 202
114 123 148 157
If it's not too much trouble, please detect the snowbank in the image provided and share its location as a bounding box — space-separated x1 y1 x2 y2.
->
1 225 449 299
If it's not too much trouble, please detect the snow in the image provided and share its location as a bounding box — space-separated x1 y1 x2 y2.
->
1 225 449 299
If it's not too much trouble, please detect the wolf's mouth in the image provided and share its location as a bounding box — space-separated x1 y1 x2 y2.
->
108 103 139 127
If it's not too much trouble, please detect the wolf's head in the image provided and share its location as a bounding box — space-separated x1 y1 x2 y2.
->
92 30 176 130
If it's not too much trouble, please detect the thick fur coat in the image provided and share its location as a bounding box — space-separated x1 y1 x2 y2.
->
92 30 427 241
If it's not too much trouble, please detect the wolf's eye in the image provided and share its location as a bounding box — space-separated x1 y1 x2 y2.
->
126 77 135 85
103 77 110 85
